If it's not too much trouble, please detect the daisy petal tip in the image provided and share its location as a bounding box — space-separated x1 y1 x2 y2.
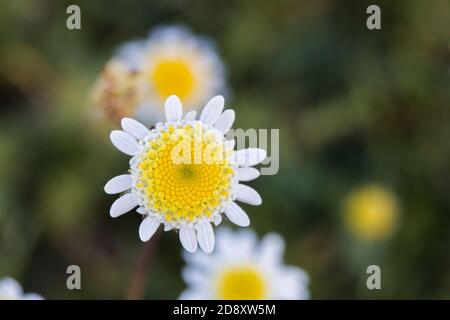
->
212 214 222 226
214 109 235 134
251 148 267 165
184 246 198 253
120 117 132 127
138 216 160 242
167 94 179 100
104 175 132 194
197 223 215 254
110 130 138 156
109 193 138 218
237 167 260 182
121 118 148 140
109 130 118 142
234 184 262 206
180 227 198 253
200 96 225 124
224 202 251 227
202 245 214 254
164 95 182 122
109 207 121 218
104 184 117 195
214 95 225 103
259 148 267 160
241 220 251 227
208 95 225 106
234 148 267 166
234 214 250 227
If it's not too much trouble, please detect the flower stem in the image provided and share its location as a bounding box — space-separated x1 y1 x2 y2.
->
126 232 160 299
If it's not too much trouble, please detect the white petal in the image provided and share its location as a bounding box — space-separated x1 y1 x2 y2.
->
197 222 215 253
110 130 138 156
224 202 250 227
184 110 197 120
165 95 182 122
109 193 138 218
179 289 205 300
182 249 215 269
234 148 266 166
214 109 235 134
237 167 260 181
234 184 262 206
104 174 132 194
136 207 146 214
139 216 160 242
213 214 222 226
259 233 285 265
227 229 257 258
23 293 44 300
0 278 22 299
200 95 224 124
117 41 145 69
179 227 198 253
215 228 238 258
225 139 235 150
181 267 206 286
121 118 148 140
276 267 310 300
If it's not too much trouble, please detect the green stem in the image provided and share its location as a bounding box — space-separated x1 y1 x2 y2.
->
126 232 160 300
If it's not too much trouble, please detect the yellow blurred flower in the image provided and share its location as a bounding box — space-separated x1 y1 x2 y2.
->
343 184 399 241
179 228 309 299
91 25 226 123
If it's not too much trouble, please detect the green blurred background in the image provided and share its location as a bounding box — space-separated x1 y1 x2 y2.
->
0 0 449 299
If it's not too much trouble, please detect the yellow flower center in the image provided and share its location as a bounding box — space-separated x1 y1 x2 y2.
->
150 59 196 101
133 123 234 224
216 266 267 300
344 185 398 241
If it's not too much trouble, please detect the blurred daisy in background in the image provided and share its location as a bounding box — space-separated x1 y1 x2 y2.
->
92 25 226 122
343 184 399 241
91 59 147 122
179 228 310 300
104 95 266 253
0 277 43 300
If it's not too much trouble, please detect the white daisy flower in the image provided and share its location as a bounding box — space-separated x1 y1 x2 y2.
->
113 25 226 122
179 228 310 300
0 277 43 300
105 95 266 254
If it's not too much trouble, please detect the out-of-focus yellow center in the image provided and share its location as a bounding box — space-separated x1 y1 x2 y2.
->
216 266 267 300
135 123 233 223
150 59 196 100
344 185 399 241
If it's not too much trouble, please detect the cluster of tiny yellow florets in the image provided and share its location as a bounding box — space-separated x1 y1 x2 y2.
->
133 122 234 224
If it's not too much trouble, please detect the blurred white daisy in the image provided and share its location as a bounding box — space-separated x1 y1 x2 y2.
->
0 277 43 300
94 25 226 122
104 95 266 253
179 228 310 300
